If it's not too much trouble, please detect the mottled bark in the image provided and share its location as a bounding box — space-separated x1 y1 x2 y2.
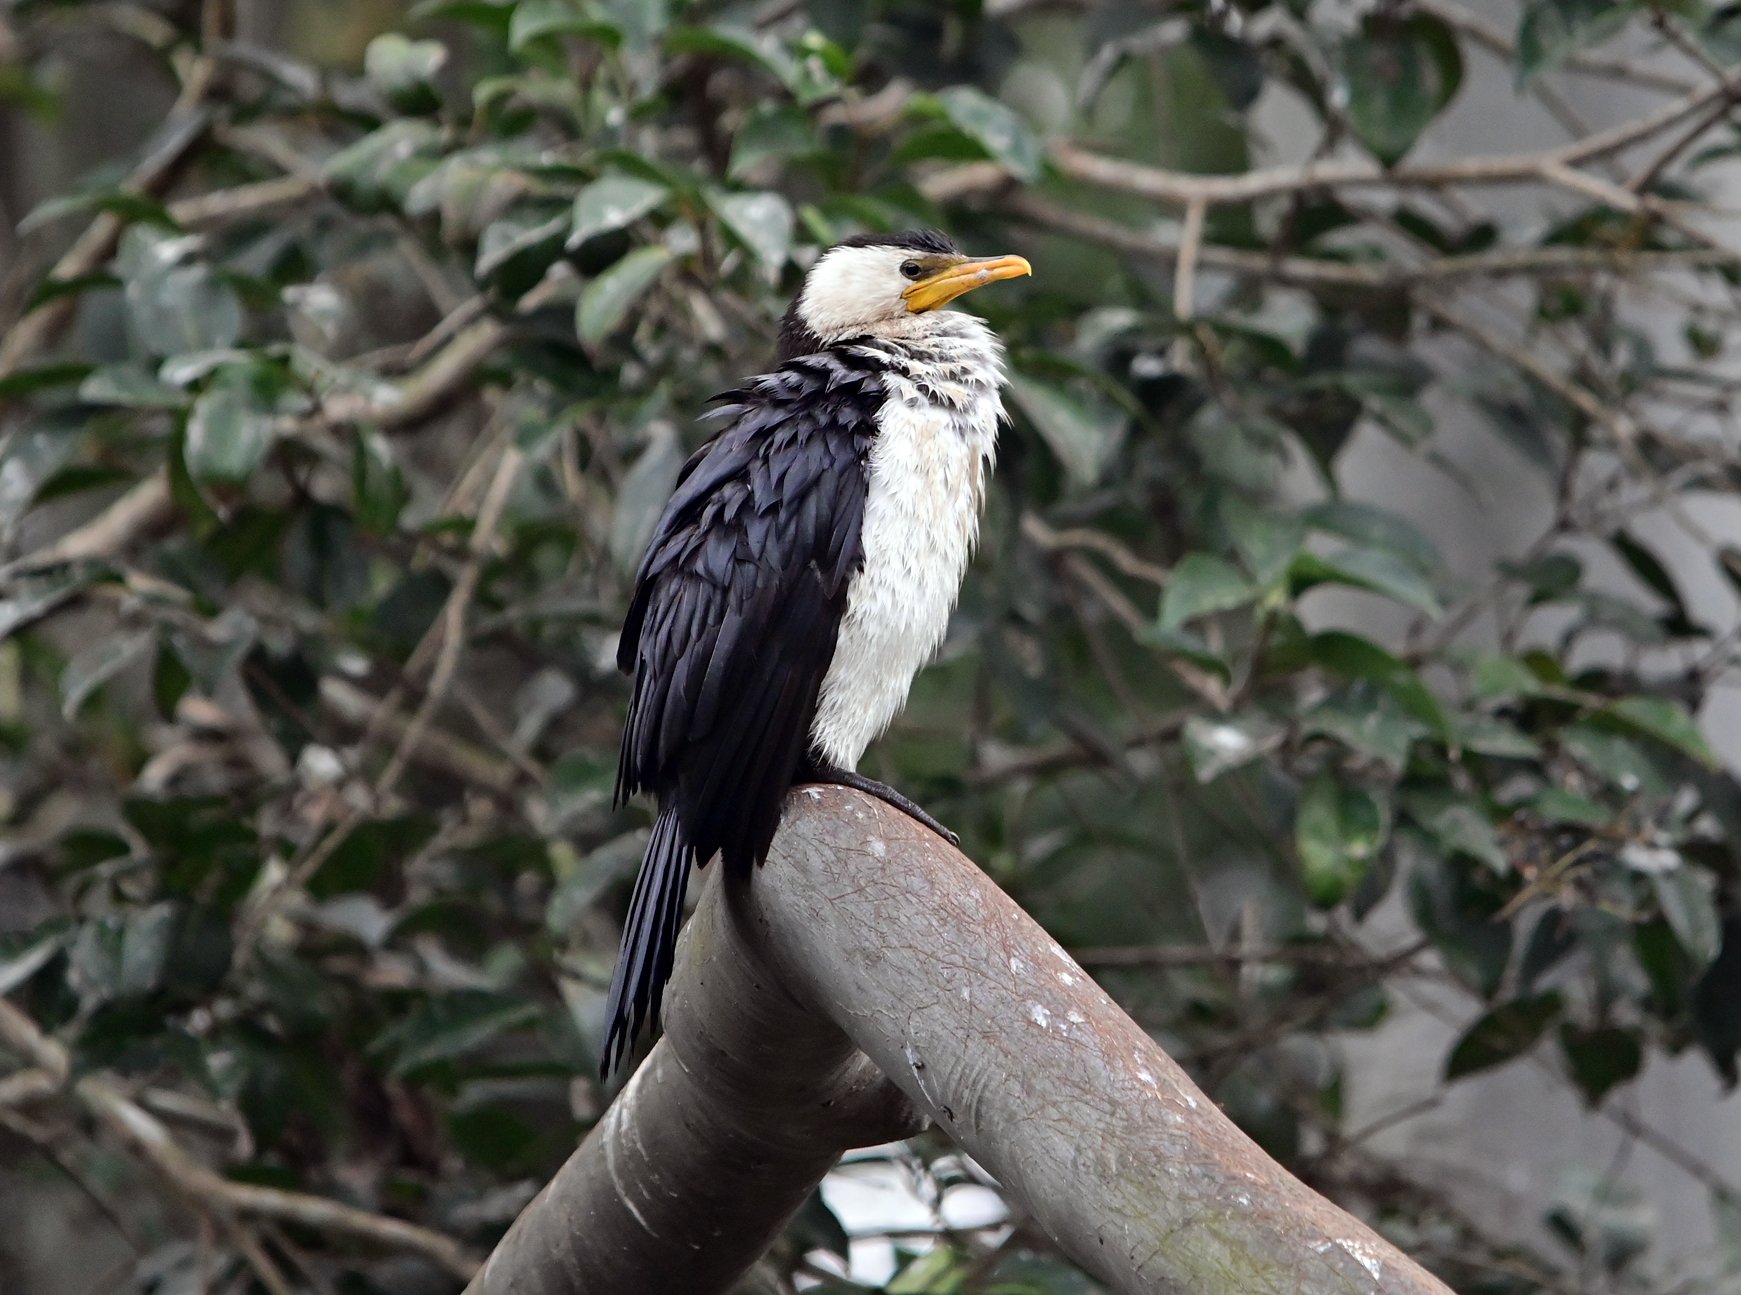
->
470 786 1457 1295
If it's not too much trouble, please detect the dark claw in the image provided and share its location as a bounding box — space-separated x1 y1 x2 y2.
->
800 764 959 849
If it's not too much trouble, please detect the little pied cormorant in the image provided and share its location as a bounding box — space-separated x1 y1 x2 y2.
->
602 229 1032 1074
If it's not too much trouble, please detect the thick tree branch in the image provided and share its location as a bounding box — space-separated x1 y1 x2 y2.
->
472 788 1457 1295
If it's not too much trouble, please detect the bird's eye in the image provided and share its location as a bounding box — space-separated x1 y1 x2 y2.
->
901 260 924 280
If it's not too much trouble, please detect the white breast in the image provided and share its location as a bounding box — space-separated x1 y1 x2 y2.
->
809 317 1004 771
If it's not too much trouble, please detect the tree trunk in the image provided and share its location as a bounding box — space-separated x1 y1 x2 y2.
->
469 786 1456 1295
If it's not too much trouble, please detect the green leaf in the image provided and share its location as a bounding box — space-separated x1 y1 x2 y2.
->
1559 1024 1642 1104
371 991 542 1077
1291 545 1442 616
1527 787 1611 827
79 363 187 410
1597 695 1717 769
321 120 445 214
547 831 649 935
0 362 92 401
1295 773 1389 908
1561 723 1665 795
19 188 180 237
1339 14 1463 166
0 414 82 535
609 423 684 572
887 1246 967 1294
664 24 798 86
1517 0 1639 83
1501 552 1582 603
1306 631 1452 742
706 189 795 269
1303 680 1430 772
1446 991 1563 1079
1471 653 1545 700
1183 713 1283 782
1653 867 1721 969
729 103 818 179
185 366 278 484
1004 372 1126 491
1158 553 1255 632
934 85 1043 182
567 175 670 249
510 0 622 50
364 33 448 112
597 0 669 51
1401 786 1508 873
476 209 570 277
1410 834 1513 995
1137 625 1233 682
1455 715 1542 759
117 227 243 358
1611 531 1692 626
576 245 674 342
1301 500 1440 575
61 628 157 720
1220 495 1304 587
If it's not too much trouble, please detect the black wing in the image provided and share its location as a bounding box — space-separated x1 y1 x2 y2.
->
615 350 882 873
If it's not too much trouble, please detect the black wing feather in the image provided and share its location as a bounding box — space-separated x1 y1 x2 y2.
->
601 350 882 1073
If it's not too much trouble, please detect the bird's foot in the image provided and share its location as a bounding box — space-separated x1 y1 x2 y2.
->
800 765 960 849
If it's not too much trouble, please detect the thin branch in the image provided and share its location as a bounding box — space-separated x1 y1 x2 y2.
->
168 174 320 229
0 998 482 1279
375 445 524 797
223 1219 296 1295
1006 191 1740 289
1174 196 1206 322
1415 296 1640 446
968 711 1190 786
78 1074 483 1280
318 678 519 795
1049 75 1736 210
4 471 174 573
1021 512 1170 586
1073 940 1431 969
321 319 510 431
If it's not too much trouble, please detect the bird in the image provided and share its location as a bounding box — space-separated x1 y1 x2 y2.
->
600 229 1031 1074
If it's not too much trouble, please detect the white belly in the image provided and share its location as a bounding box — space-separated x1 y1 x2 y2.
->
810 349 1001 771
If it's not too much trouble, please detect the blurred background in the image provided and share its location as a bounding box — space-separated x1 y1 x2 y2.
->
5 0 1741 1292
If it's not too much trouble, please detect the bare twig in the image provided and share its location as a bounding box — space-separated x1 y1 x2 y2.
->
1021 512 1170 586
321 320 510 430
1415 297 1640 445
1073 940 1431 969
0 998 480 1279
318 678 518 795
168 175 321 229
1174 197 1207 322
78 1075 482 1280
1006 191 1739 289
4 471 174 573
1049 76 1736 210
374 446 524 797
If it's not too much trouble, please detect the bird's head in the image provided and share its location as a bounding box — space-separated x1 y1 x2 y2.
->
780 230 1031 358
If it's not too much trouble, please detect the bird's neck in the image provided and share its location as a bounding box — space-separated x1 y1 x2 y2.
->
845 313 1007 400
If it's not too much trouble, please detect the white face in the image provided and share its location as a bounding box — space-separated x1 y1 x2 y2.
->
796 244 932 342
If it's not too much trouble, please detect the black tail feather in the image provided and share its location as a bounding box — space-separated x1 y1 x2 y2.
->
600 808 693 1076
